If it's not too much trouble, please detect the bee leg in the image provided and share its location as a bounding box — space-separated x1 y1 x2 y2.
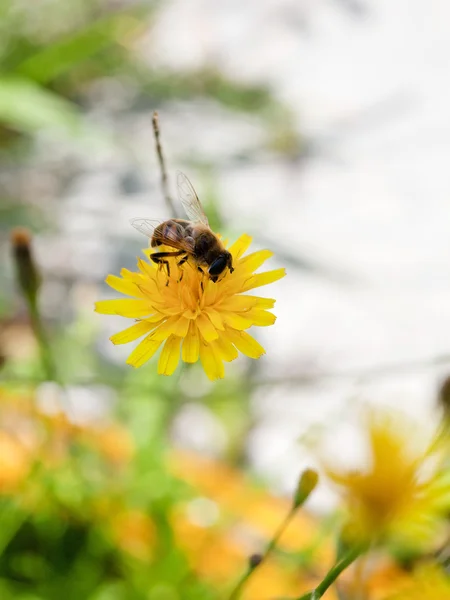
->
151 250 185 284
176 254 188 283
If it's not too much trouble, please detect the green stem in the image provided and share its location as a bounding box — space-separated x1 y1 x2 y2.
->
28 296 57 381
296 546 363 600
228 506 297 600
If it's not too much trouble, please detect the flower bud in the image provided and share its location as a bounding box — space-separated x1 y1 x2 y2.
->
11 228 40 304
293 468 319 508
438 375 450 419
249 553 263 569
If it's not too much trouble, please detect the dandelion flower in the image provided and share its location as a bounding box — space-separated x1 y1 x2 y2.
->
95 234 285 380
325 410 450 550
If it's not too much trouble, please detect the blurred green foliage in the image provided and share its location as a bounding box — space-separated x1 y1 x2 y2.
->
0 0 280 143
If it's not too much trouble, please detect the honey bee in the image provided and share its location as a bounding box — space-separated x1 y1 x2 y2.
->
131 172 234 283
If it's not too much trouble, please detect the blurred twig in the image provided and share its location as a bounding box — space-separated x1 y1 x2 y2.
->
152 111 177 216
2 353 450 389
255 353 450 387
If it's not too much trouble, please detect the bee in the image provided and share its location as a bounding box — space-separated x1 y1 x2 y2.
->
130 172 234 283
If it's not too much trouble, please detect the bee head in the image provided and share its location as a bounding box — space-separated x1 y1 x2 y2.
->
209 251 233 282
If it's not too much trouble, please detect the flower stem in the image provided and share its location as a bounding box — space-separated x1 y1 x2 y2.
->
28 296 57 381
152 111 177 217
228 506 296 600
11 228 57 381
296 546 363 600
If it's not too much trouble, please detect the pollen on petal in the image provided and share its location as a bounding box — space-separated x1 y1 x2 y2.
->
110 321 155 345
158 335 182 376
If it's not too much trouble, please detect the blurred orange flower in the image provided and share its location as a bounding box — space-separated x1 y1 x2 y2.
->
110 509 156 561
169 451 335 599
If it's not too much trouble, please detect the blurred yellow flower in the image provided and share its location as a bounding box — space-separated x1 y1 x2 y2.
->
383 563 450 600
95 234 285 380
325 410 450 550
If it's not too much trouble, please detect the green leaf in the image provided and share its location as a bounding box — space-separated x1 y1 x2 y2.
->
16 12 142 85
0 76 82 133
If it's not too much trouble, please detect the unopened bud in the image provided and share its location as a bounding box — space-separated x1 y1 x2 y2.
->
438 376 450 418
11 228 40 303
293 468 319 508
249 553 263 569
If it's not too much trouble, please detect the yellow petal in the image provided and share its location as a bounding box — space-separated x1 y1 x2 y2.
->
217 295 258 312
204 308 225 331
105 274 141 297
158 335 182 376
213 337 238 363
95 299 151 317
199 340 225 380
253 297 276 309
228 234 253 261
196 313 219 342
172 316 190 337
182 322 200 363
237 249 273 272
222 312 253 331
137 257 156 278
244 309 276 327
225 329 265 359
120 268 145 284
241 268 286 292
149 316 179 341
126 336 162 368
110 321 155 345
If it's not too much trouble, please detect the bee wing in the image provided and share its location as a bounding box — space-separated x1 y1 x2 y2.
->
177 171 210 227
130 218 161 239
130 218 193 252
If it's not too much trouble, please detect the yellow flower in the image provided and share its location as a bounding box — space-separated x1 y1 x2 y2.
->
95 234 285 380
383 564 450 600
325 410 450 550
